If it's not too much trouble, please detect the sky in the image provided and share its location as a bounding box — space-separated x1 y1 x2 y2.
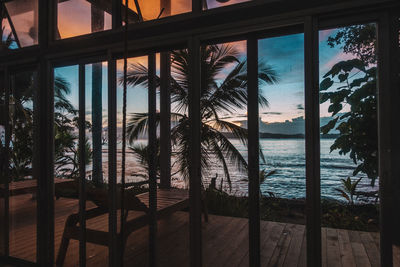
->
3 0 355 125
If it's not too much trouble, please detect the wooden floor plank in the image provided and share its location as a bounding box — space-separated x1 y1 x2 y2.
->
204 216 248 267
326 228 342 267
296 229 307 267
359 231 380 267
4 194 399 267
210 218 249 267
259 221 286 266
393 245 400 267
321 227 328 267
283 224 305 267
348 230 372 267
268 223 292 267
337 229 357 267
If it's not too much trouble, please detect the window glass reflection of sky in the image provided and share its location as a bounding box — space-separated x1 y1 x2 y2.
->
54 31 347 125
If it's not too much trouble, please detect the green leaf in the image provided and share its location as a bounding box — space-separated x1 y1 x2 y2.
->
338 73 349 82
320 78 334 91
319 92 331 104
349 77 368 88
320 117 338 134
328 102 343 116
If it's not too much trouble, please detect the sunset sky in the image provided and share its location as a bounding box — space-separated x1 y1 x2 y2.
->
3 1 354 124
54 29 349 127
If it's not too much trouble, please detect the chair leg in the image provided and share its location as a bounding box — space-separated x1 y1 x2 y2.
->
56 234 70 267
56 215 78 267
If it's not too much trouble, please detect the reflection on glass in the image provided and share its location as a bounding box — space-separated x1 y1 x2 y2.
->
53 65 80 265
126 0 191 22
119 51 192 265
52 63 110 266
1 17 18 49
116 56 154 265
83 62 110 265
188 41 251 266
57 0 112 39
319 24 380 265
258 34 306 266
3 0 38 47
203 0 251 10
8 71 37 262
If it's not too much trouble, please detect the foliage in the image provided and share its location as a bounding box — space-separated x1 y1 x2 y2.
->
128 139 161 180
3 73 89 181
0 28 88 181
54 77 93 179
124 44 278 189
321 25 378 185
241 168 277 197
204 188 379 232
321 199 378 232
327 24 376 65
335 177 362 205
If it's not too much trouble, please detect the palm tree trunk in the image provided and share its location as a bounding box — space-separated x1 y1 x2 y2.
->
91 6 104 186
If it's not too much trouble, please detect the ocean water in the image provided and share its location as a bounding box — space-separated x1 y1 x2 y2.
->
89 138 378 202
200 138 378 200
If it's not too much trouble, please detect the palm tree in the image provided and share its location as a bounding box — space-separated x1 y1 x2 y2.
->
123 44 279 189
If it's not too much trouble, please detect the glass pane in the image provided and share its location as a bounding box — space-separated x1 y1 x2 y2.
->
84 62 109 266
8 70 37 262
53 63 109 266
57 0 112 39
3 0 39 47
258 33 306 266
203 0 251 10
126 0 191 23
117 55 152 265
156 50 190 266
319 24 380 266
199 41 249 266
53 65 80 266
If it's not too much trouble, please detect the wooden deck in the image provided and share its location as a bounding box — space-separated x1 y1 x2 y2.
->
8 178 74 196
5 194 400 266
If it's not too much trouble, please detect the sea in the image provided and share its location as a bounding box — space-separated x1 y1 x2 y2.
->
92 138 379 202
201 138 379 201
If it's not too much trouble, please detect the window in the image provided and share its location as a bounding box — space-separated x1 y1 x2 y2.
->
2 0 39 48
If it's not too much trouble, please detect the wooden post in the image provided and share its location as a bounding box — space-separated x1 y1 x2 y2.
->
247 37 260 267
304 16 321 267
160 52 172 189
192 0 202 13
377 11 398 267
36 51 55 267
148 53 158 267
108 58 118 267
112 0 122 28
91 9 105 187
78 64 87 267
37 0 55 263
188 37 202 267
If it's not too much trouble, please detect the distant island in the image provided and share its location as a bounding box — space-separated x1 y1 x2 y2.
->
226 116 340 139
223 131 339 139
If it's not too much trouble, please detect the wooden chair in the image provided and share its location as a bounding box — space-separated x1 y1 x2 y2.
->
55 188 206 266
